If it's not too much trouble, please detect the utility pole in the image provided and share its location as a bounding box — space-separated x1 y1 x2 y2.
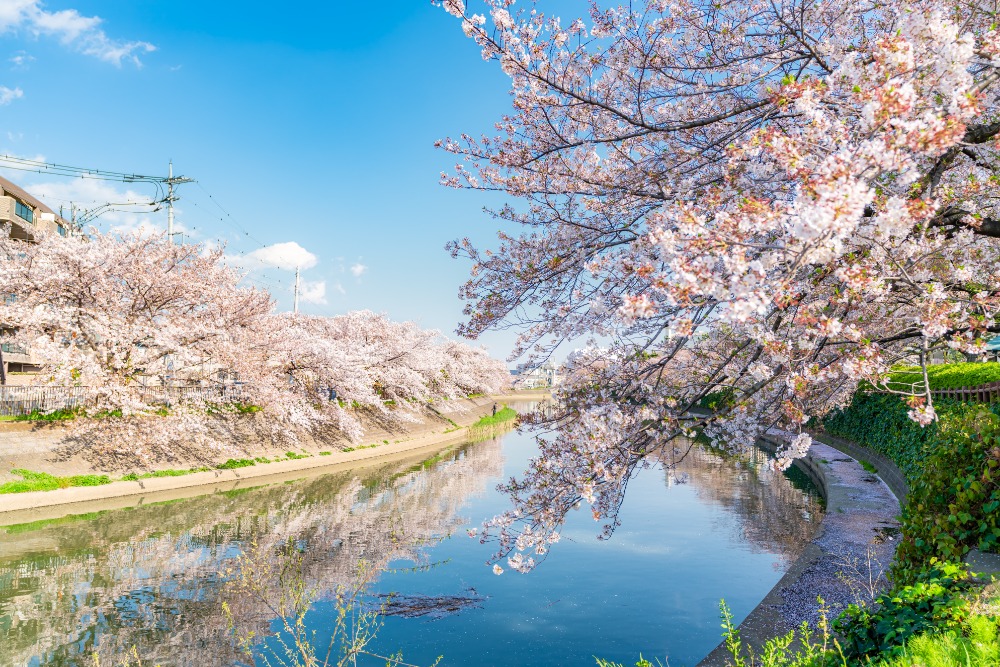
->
165 161 194 245
293 265 301 314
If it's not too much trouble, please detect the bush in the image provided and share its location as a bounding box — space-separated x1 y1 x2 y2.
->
893 407 1000 578
822 392 939 482
834 560 973 660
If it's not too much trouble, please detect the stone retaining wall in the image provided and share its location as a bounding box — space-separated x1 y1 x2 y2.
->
811 431 909 506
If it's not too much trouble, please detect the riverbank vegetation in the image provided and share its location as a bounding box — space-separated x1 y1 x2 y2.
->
470 406 517 429
823 394 1000 575
0 469 111 494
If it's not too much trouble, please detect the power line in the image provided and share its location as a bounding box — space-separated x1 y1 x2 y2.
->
0 154 172 184
195 182 269 249
0 155 191 236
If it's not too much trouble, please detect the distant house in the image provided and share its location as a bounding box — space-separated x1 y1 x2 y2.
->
511 361 561 389
0 176 71 240
0 176 72 379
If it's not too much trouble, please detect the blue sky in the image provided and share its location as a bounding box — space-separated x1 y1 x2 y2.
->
0 1 531 362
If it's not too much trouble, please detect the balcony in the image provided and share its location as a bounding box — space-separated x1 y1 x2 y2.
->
0 196 35 240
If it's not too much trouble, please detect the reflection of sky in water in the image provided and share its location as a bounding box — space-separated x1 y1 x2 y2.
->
0 426 821 667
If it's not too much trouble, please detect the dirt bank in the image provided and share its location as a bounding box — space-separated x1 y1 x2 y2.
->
0 391 547 522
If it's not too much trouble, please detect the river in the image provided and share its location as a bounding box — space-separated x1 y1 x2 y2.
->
0 415 821 667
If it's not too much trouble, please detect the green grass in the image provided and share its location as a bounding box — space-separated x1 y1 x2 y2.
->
319 451 332 456
121 467 211 481
0 407 83 422
887 362 1000 390
217 458 256 470
0 469 112 494
859 459 878 474
285 451 310 460
471 406 517 429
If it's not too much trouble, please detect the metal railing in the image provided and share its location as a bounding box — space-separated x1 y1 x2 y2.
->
0 384 246 417
929 381 1000 404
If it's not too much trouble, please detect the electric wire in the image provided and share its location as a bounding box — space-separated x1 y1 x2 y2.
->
0 155 299 300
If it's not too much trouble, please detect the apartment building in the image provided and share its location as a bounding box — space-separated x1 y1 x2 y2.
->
511 361 561 389
0 176 71 377
0 175 70 240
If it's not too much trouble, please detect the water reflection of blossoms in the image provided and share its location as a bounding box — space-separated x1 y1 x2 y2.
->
0 438 503 667
661 443 823 561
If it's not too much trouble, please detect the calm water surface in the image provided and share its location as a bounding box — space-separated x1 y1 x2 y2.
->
0 418 821 667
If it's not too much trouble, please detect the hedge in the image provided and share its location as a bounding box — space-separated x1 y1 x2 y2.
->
823 392 1000 582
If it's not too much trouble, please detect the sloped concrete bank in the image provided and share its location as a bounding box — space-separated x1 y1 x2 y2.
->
0 391 547 525
816 430 1000 577
697 434 901 666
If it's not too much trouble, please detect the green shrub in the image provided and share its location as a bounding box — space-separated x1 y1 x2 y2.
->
893 408 1000 578
822 392 939 482
825 394 1000 577
13 407 81 421
834 560 973 660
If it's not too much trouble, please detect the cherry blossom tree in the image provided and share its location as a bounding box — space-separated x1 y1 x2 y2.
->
437 0 1000 569
0 229 508 463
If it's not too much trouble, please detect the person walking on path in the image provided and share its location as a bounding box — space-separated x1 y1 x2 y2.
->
492 403 497 417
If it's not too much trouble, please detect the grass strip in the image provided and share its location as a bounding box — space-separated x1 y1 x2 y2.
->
0 468 111 494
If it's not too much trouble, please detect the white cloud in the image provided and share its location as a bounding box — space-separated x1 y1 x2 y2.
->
333 282 346 295
247 241 318 271
0 2 154 67
350 262 367 278
298 279 327 305
9 50 33 68
0 85 22 105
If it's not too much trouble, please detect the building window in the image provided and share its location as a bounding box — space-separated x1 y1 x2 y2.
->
14 200 33 224
57 224 66 237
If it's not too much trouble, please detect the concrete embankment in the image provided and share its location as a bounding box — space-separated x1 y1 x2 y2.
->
0 391 547 525
697 433 901 666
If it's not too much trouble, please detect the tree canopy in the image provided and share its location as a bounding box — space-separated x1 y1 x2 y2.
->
438 0 1000 570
